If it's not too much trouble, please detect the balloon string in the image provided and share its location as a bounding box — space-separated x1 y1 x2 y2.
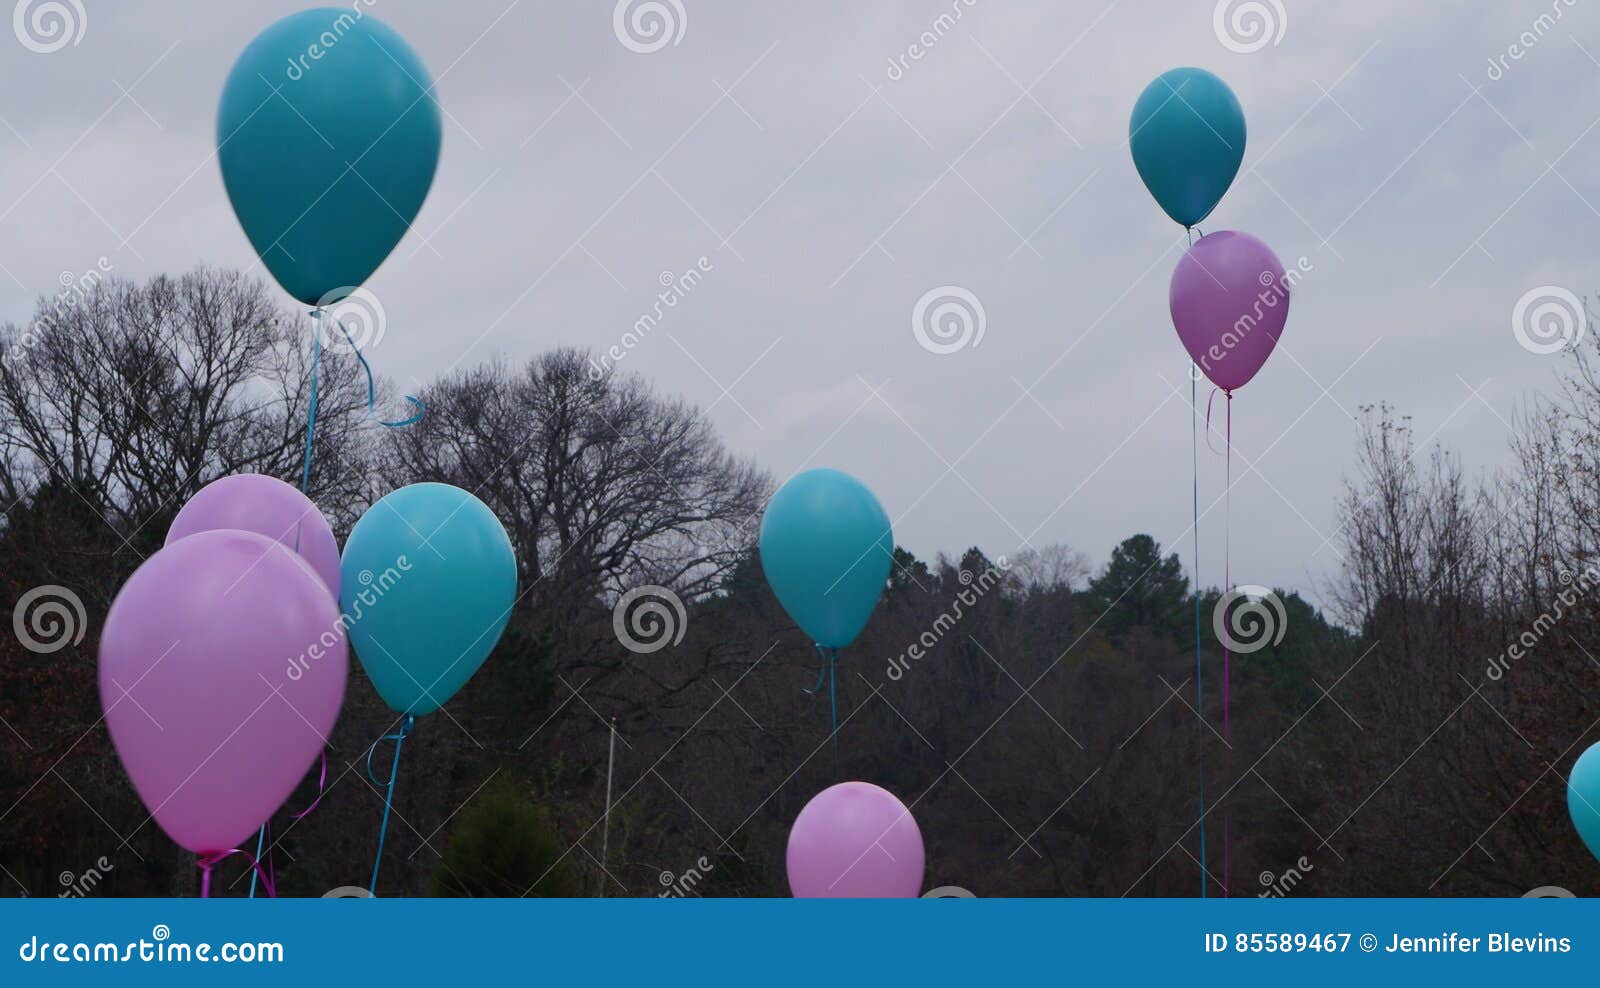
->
803 645 841 778
331 315 425 427
247 750 325 896
291 749 329 821
802 647 828 696
828 647 839 780
251 309 328 899
1203 387 1225 456
1223 390 1232 898
252 307 422 897
367 715 415 896
199 848 275 899
247 823 268 898
299 310 325 493
1192 370 1205 898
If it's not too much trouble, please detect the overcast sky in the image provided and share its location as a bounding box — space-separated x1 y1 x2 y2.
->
2 1 1596 613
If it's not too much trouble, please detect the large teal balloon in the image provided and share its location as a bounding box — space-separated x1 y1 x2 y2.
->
341 483 515 716
1570 742 1600 863
759 469 892 649
1129 67 1246 229
217 9 442 304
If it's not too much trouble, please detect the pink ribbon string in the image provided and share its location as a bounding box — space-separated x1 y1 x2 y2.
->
1200 383 1237 895
1203 386 1226 456
247 749 328 897
1223 389 1232 898
291 749 330 821
199 848 276 899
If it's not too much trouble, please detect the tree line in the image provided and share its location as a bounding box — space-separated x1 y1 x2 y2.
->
0 269 1593 897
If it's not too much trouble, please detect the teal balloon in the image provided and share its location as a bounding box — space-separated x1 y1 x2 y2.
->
341 483 515 716
759 469 892 649
1129 67 1246 228
217 9 441 304
1570 742 1600 863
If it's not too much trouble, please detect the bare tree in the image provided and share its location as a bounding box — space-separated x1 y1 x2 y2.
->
383 349 771 616
0 268 380 539
1009 543 1091 594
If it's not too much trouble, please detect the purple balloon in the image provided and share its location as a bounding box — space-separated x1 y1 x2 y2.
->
99 530 347 854
1169 230 1291 393
167 474 340 598
787 782 925 897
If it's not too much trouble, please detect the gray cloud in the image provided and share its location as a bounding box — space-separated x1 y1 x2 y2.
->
3 0 1597 611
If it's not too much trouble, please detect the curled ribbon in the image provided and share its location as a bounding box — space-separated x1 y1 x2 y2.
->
366 715 416 896
801 643 828 696
199 848 275 899
291 749 329 821
329 314 424 428
298 310 424 494
365 716 415 787
1203 386 1230 456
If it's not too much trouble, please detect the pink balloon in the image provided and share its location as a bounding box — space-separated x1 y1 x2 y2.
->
1169 230 1291 392
787 781 925 897
166 474 340 598
99 530 347 854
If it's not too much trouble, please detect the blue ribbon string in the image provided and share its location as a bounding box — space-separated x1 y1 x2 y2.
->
251 310 327 897
367 715 415 896
802 649 827 695
330 314 425 427
1186 224 1208 897
250 312 328 898
802 644 840 779
248 826 269 899
248 308 425 899
298 312 326 491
